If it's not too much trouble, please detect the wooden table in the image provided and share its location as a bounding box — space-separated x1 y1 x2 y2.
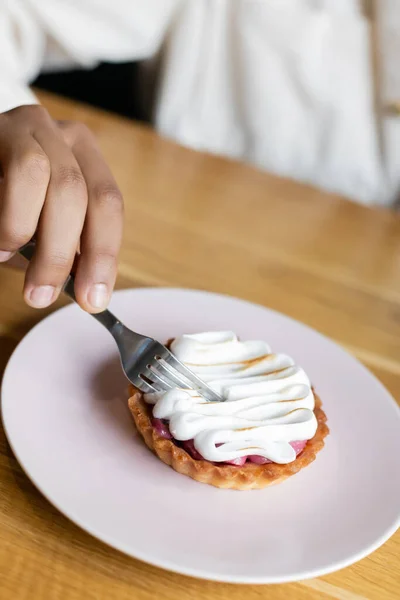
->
0 91 399 600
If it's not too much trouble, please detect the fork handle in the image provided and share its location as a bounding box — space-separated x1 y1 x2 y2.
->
18 241 125 337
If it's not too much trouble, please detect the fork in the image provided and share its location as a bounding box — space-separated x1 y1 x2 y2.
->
18 242 223 402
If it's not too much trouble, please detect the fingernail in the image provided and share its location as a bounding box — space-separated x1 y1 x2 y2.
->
88 283 109 310
0 250 13 262
28 285 56 308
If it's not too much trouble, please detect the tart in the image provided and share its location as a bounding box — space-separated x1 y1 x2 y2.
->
128 332 329 490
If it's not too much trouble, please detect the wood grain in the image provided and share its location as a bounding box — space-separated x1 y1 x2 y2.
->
0 91 399 599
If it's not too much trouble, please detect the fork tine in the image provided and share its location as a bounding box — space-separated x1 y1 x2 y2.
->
147 366 174 391
136 367 167 393
162 352 223 402
137 375 160 394
154 358 193 389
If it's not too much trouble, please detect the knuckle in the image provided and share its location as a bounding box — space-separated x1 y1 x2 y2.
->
59 120 92 142
55 165 86 191
74 122 90 137
18 150 51 182
41 250 72 273
94 185 124 215
90 248 118 268
10 104 50 123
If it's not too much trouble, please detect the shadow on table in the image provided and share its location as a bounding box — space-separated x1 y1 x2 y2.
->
90 354 139 445
0 335 19 376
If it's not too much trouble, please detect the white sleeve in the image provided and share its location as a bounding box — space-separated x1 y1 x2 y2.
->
0 1 43 112
0 0 179 113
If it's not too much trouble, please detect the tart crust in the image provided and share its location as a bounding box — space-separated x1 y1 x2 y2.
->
128 385 329 490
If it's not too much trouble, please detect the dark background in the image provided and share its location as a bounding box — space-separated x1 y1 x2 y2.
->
34 62 147 121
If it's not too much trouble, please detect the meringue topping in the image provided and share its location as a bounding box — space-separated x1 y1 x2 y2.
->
144 332 318 464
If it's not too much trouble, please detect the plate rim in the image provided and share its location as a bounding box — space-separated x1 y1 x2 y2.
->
2 287 400 584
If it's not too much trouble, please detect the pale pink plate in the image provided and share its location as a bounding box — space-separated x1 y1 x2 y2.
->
2 288 400 584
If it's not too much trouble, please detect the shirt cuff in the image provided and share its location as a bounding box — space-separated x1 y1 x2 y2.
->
0 81 38 113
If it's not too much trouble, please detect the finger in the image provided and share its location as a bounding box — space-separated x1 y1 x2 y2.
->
23 124 88 308
0 126 50 262
59 122 123 312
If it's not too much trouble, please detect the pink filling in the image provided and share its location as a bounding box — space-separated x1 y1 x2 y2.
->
152 418 308 465
152 418 173 440
181 439 204 461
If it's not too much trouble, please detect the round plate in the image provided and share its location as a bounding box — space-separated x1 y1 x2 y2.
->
2 288 400 584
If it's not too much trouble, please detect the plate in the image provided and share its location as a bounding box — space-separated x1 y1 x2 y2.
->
2 288 400 584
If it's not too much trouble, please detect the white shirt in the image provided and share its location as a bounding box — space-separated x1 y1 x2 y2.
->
0 0 399 206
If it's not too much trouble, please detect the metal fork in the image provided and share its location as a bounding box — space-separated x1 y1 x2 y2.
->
18 242 223 402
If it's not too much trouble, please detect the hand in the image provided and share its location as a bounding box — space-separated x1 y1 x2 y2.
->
0 105 123 312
